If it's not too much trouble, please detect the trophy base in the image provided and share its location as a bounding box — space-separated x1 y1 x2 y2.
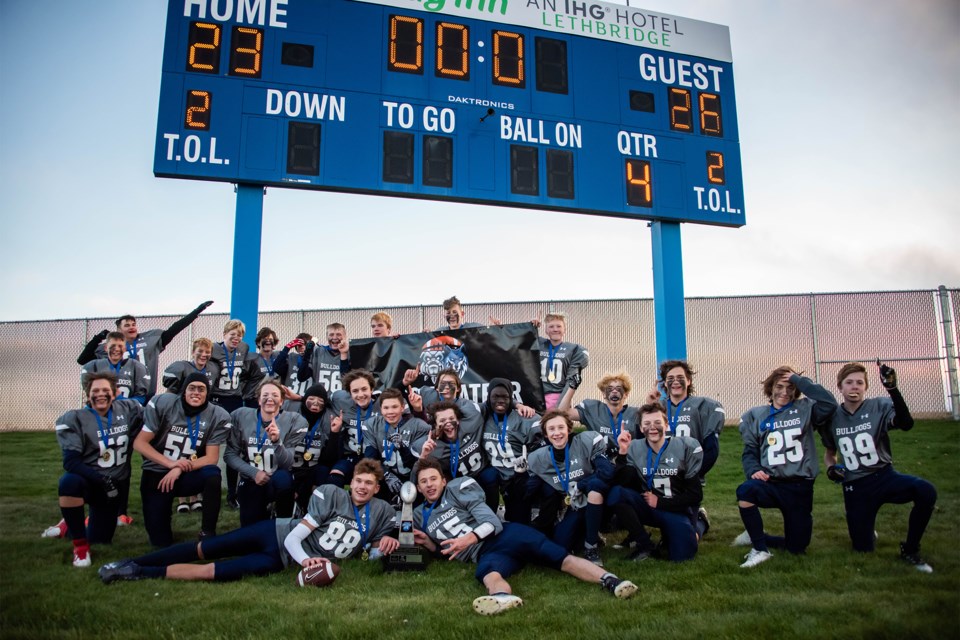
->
382 545 428 572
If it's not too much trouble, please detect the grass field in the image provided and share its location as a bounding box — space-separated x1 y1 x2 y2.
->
1 423 958 639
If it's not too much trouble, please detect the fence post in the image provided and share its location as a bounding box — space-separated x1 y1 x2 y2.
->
938 285 960 420
810 293 821 383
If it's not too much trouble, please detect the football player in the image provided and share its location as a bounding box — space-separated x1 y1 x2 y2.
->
161 337 219 393
80 331 150 404
77 300 213 400
250 327 289 386
98 459 399 583
481 378 542 524
327 369 382 487
559 372 641 457
296 323 350 398
733 366 837 568
225 379 307 526
526 411 613 565
538 312 589 410
361 388 431 503
211 319 264 508
210 319 263 414
412 369 500 506
437 295 497 330
279 332 315 411
46 372 144 567
821 361 937 572
370 312 396 338
291 384 345 513
412 458 636 616
134 373 232 546
607 402 703 562
645 359 725 537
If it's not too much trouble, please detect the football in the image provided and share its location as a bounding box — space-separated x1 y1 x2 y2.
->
296 560 340 587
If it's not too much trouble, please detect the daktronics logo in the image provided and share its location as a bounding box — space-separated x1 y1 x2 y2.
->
420 0 508 16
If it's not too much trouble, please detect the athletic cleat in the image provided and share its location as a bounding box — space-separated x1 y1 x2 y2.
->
698 507 711 537
177 503 190 514
583 543 603 566
740 548 773 568
117 514 133 526
472 593 523 615
900 543 933 573
198 530 216 541
191 500 203 512
73 545 92 568
612 537 637 551
99 559 143 584
41 519 67 539
601 574 637 599
227 498 240 511
731 530 752 546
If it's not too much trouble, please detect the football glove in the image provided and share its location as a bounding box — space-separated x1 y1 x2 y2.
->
95 329 110 342
384 472 403 496
877 360 898 390
826 464 846 483
102 477 120 499
286 338 305 350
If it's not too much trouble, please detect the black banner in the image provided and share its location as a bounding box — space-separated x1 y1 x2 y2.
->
348 323 545 411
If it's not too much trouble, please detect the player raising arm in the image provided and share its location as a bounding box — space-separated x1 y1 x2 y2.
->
733 366 837 568
820 361 937 572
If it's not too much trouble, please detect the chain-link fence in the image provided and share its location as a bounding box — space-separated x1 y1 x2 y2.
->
2 288 957 431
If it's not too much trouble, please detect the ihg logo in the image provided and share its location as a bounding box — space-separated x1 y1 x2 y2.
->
421 0 508 16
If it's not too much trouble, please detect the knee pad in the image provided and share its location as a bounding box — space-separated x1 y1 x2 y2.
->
58 473 87 497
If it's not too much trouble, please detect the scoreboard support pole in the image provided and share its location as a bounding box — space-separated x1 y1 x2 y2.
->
651 221 687 362
229 184 265 345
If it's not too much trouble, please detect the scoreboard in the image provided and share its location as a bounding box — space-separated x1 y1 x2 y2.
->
156 0 745 225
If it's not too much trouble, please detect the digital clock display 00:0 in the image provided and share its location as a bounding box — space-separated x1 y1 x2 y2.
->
173 6 737 215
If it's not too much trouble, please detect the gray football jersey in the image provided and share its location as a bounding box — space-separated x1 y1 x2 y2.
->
292 411 333 470
161 359 220 394
282 351 312 412
225 408 307 479
330 390 381 456
574 400 641 454
821 397 897 482
481 411 542 479
55 399 144 481
539 338 589 395
622 436 703 498
528 431 606 510
275 485 396 564
210 341 253 400
665 395 725 444
81 358 150 401
414 476 504 563
97 329 165 396
309 346 344 393
425 395 487 478
740 399 823 481
141 394 231 473
362 415 431 480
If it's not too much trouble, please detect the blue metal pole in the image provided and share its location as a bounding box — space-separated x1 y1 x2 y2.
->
230 184 264 347
650 221 687 362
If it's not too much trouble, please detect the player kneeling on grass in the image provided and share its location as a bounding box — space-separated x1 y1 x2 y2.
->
45 372 144 567
607 402 703 562
411 458 637 616
134 373 232 546
525 410 613 566
98 459 399 583
821 361 937 572
733 366 837 568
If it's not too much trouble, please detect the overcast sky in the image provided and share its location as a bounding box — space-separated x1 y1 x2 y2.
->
1 0 957 322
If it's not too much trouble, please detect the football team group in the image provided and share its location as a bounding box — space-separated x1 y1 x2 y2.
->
44 296 937 615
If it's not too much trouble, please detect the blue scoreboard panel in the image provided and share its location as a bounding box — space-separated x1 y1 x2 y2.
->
156 0 745 226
